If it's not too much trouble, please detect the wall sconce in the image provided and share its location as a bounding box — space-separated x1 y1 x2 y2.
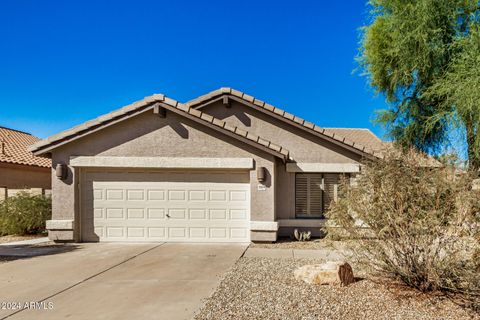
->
257 166 266 183
56 163 68 180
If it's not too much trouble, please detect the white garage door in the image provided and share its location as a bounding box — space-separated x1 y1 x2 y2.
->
82 171 251 243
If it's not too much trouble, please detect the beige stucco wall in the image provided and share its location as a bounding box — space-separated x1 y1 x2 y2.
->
201 100 363 163
50 110 276 241
0 162 51 189
200 100 363 222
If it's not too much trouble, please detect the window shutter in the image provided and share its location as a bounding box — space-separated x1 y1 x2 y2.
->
309 174 323 216
323 173 339 211
295 173 323 217
295 174 308 215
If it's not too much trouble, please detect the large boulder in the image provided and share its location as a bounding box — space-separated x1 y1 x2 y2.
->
294 261 355 286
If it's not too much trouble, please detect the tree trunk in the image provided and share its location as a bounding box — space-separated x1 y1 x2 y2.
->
465 119 480 173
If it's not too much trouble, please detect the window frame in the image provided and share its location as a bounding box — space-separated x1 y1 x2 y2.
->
294 172 347 219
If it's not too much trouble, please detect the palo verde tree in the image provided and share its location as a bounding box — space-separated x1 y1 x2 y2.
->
359 0 480 169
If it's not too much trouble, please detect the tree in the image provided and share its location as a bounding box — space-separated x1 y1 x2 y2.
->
359 0 480 169
425 26 480 169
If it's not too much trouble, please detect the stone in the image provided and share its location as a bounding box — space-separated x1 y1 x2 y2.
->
294 261 355 286
472 178 480 190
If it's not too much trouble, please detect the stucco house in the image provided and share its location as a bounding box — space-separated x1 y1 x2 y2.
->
30 88 386 243
0 127 51 196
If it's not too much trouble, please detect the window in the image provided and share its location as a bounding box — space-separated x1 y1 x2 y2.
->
295 173 323 218
295 173 344 218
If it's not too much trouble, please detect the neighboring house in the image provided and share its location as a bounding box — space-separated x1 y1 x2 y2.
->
0 127 51 192
30 88 386 243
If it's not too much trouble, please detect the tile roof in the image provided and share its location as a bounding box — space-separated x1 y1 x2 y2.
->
187 88 383 158
30 95 290 161
0 127 51 168
323 128 385 153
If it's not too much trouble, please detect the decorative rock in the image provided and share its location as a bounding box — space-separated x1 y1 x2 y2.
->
472 178 480 190
294 261 355 286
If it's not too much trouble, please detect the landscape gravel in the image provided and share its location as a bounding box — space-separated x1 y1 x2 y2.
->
194 257 479 320
251 238 357 250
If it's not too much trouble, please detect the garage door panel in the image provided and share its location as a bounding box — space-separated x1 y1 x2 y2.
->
189 209 207 220
168 190 186 201
127 208 145 219
127 227 145 237
147 190 165 201
83 172 250 242
106 227 124 238
169 228 187 238
167 208 186 219
188 190 207 201
126 189 145 201
106 208 124 219
147 208 165 219
189 227 207 238
148 227 167 239
106 189 124 200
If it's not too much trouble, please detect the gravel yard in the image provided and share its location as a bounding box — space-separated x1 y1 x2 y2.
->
251 238 356 251
194 257 478 320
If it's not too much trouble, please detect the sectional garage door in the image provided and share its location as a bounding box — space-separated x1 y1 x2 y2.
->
81 171 251 242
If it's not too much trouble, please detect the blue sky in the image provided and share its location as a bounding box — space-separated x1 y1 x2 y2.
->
0 0 388 139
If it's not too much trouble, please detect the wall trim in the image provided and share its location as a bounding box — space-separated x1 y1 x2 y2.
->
286 162 360 173
278 219 326 228
70 156 254 170
46 219 74 230
250 221 279 231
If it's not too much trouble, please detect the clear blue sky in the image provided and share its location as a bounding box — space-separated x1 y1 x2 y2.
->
0 0 388 140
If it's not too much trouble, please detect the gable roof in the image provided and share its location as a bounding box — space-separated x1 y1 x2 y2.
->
0 127 51 168
29 95 290 161
187 88 383 159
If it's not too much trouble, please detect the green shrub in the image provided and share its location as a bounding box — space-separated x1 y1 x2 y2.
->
0 192 52 236
326 150 480 311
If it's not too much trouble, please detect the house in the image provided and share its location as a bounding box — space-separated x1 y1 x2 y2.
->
0 127 51 196
29 88 386 242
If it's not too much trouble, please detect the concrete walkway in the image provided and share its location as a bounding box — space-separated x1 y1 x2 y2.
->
0 237 50 247
244 247 349 260
0 243 246 320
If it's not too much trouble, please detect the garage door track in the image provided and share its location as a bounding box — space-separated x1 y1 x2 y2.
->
0 243 247 320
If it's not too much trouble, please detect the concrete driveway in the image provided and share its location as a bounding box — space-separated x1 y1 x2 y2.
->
0 243 247 320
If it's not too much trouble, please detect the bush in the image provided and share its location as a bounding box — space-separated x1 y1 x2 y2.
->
326 150 480 311
0 192 52 236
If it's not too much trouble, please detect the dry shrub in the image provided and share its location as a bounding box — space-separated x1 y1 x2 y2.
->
326 150 480 311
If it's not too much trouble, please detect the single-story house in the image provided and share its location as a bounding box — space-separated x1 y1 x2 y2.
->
0 126 51 197
30 88 386 243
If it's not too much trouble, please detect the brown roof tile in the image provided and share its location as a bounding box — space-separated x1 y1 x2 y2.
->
323 128 384 152
0 127 51 168
30 94 290 160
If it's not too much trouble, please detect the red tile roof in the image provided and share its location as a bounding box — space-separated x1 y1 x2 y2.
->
0 127 51 168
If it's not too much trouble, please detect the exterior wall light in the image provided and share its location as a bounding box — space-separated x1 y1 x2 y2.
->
257 166 266 183
56 163 68 180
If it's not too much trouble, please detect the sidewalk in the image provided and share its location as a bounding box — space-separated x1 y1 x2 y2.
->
0 237 50 246
244 247 349 260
